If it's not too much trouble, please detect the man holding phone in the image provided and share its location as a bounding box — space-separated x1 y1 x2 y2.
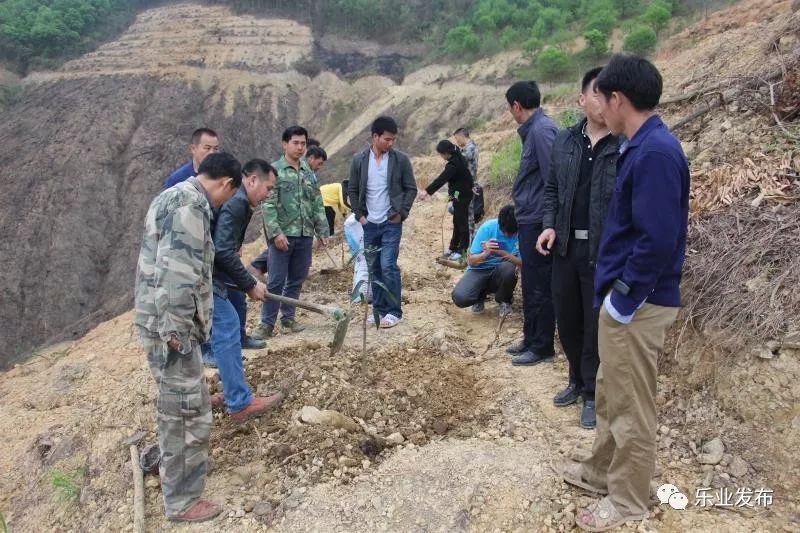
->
451 205 521 315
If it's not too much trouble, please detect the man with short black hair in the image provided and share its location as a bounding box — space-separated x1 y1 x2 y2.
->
348 116 417 328
135 152 241 522
210 159 286 421
163 128 221 189
562 54 690 532
504 80 559 367
536 68 621 430
306 146 327 170
451 205 520 315
253 126 329 339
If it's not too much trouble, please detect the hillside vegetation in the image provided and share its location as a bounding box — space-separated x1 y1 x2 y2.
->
0 0 727 75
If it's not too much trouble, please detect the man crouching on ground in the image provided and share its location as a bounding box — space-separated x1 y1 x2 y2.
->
451 205 521 316
134 152 241 522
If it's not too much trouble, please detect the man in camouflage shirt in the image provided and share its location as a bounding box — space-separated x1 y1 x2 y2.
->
134 152 241 523
253 125 329 338
454 127 482 238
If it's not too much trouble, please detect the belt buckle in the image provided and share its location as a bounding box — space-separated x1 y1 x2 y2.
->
574 229 589 240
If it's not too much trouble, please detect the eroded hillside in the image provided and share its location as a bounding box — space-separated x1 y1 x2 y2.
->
0 3 506 366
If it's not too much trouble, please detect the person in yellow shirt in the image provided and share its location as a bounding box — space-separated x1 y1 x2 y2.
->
320 179 350 235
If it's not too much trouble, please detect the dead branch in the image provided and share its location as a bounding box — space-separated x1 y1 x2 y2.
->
671 96 725 130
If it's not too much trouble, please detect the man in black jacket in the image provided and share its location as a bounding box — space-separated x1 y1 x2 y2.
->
536 68 621 429
348 116 417 328
210 159 285 422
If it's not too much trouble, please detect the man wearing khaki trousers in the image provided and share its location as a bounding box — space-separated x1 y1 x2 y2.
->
561 54 690 532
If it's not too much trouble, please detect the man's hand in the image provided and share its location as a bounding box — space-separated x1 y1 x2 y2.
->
273 234 289 252
536 229 556 256
318 236 329 248
481 239 500 254
359 216 367 226
388 214 402 224
416 190 430 201
247 281 268 301
167 336 183 353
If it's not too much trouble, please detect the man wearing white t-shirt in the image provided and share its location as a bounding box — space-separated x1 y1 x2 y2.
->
348 116 417 328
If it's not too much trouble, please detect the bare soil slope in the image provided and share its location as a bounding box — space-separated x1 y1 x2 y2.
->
0 3 504 366
1 193 792 532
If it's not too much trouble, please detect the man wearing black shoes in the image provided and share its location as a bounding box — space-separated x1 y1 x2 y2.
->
504 80 559 367
535 68 621 429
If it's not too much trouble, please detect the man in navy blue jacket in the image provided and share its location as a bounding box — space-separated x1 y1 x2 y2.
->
504 81 559 367
163 128 221 189
562 55 690 532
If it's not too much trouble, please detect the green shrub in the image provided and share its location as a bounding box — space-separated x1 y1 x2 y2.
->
500 26 522 49
583 29 609 60
444 25 480 55
50 467 85 504
536 48 572 82
623 25 658 56
523 37 544 56
489 136 522 187
639 1 672 32
557 107 584 129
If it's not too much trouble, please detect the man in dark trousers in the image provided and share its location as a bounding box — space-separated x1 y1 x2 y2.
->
210 159 286 421
504 81 559 366
561 55 690 532
254 126 329 338
536 68 621 429
348 116 417 328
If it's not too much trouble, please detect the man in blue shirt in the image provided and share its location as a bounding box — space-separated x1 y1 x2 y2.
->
163 128 221 189
562 55 690 532
451 205 521 315
504 81 559 367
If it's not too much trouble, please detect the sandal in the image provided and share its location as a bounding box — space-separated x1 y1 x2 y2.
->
562 462 608 495
379 314 401 328
576 497 647 532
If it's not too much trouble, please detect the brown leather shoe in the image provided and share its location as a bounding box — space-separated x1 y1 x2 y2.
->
169 499 222 523
230 393 285 423
210 393 224 409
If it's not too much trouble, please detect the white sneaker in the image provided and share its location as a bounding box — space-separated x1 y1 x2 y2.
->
379 314 401 328
448 252 462 261
499 302 512 317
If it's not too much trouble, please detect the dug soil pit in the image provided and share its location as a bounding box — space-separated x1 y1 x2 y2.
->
204 341 492 524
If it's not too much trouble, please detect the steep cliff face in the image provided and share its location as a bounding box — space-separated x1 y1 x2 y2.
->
0 4 506 365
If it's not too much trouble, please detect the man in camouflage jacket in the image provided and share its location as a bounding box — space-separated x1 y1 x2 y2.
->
253 125 329 338
134 152 241 523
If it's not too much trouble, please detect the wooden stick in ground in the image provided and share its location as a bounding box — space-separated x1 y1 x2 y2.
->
129 444 145 533
467 312 509 365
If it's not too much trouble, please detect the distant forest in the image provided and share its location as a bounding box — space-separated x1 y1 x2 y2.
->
0 0 725 75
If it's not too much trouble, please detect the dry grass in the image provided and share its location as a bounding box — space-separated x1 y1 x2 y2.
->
680 203 800 349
